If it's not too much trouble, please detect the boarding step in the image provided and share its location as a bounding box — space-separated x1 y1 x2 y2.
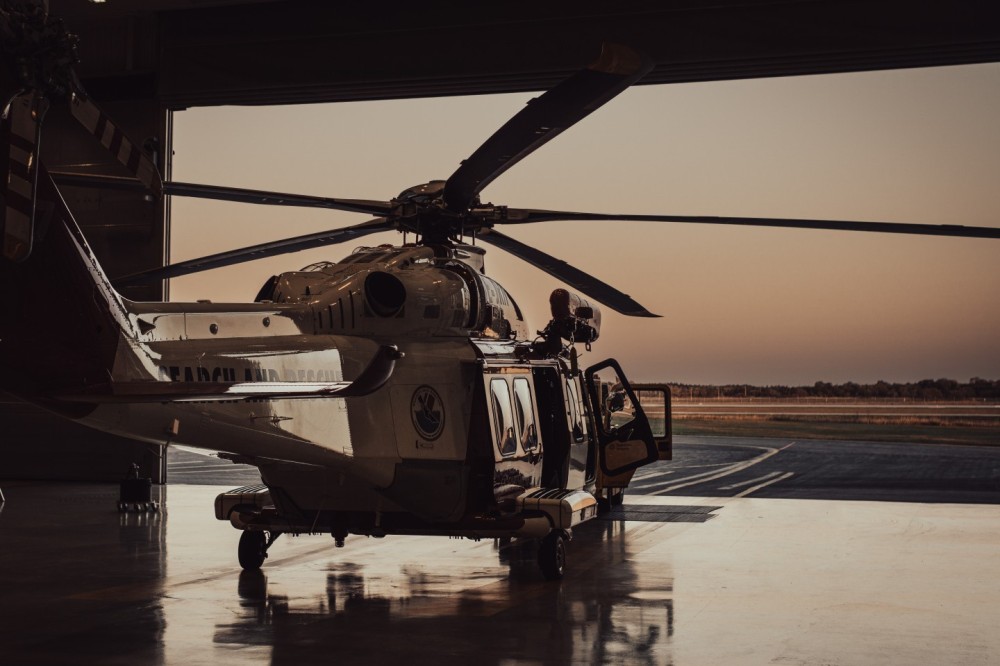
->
516 487 598 530
215 484 272 521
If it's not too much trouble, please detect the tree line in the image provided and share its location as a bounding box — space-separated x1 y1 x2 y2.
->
668 378 1000 401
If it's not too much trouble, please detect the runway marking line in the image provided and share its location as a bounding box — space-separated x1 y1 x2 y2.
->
735 471 795 498
719 470 784 490
648 441 796 495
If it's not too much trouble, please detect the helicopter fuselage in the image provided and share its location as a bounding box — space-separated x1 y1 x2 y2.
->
0 209 666 549
90 244 600 531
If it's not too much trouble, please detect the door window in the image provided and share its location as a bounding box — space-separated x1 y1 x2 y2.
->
512 376 538 451
584 359 662 477
490 378 517 457
565 377 587 443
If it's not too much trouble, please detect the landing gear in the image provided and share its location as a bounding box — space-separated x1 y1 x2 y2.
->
238 530 281 570
538 532 567 580
597 487 625 512
331 522 349 548
238 531 267 570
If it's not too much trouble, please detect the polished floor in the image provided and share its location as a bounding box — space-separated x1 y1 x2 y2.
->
1 475 999 665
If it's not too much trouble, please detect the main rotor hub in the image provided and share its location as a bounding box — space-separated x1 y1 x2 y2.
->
395 180 446 204
392 180 485 241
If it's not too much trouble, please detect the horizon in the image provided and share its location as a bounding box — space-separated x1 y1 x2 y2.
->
668 377 999 386
169 63 1000 386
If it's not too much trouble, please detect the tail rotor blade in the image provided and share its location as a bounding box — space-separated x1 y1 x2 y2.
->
68 93 164 199
1 89 48 261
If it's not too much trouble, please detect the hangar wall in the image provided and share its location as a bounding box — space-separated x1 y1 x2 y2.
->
0 98 171 483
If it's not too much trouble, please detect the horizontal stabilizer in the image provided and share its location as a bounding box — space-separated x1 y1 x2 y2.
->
57 344 403 404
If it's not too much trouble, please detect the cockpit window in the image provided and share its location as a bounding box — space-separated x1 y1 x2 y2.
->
480 275 523 321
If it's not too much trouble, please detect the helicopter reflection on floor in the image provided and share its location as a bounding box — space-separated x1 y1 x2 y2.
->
215 517 676 665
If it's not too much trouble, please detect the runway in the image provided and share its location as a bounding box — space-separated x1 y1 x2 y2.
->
1 435 999 664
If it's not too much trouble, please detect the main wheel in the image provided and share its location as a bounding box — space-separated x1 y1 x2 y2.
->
538 532 567 580
238 530 268 570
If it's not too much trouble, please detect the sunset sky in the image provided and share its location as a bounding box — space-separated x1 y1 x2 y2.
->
168 63 1000 386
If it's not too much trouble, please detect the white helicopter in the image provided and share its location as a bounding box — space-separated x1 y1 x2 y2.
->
3 2 998 579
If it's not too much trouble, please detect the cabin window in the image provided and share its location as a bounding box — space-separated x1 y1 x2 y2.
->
565 377 586 443
490 378 517 457
512 377 538 451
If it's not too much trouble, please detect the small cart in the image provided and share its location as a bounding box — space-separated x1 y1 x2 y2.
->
118 464 159 513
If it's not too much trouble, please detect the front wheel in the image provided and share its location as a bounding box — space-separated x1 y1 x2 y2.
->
238 530 268 570
538 532 567 580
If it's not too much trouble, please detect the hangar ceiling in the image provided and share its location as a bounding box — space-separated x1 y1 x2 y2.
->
49 0 1000 108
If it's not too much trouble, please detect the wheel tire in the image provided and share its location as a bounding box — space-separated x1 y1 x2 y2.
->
538 533 567 580
238 530 268 570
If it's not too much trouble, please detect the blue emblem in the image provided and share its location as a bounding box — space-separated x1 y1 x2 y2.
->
411 385 445 440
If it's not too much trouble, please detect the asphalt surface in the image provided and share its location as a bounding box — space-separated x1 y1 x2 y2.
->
633 435 1000 504
168 435 1000 504
167 445 262 486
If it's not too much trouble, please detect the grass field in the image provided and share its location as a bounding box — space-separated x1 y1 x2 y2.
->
669 399 1000 446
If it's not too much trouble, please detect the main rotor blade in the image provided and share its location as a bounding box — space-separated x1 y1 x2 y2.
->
50 171 394 217
500 209 1000 239
115 217 395 286
477 228 659 318
442 43 652 212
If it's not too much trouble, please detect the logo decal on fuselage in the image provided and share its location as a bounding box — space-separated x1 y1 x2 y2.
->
411 385 445 440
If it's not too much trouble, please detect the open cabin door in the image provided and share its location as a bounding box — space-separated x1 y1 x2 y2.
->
584 359 670 477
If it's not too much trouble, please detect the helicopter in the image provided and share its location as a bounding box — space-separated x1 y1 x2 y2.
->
3 2 999 580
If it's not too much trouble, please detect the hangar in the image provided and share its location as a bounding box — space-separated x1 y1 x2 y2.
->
2 0 999 480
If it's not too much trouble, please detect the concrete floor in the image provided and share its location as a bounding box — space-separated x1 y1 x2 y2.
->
1 480 998 665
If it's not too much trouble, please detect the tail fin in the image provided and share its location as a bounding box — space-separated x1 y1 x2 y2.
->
0 165 134 412
1 89 48 262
